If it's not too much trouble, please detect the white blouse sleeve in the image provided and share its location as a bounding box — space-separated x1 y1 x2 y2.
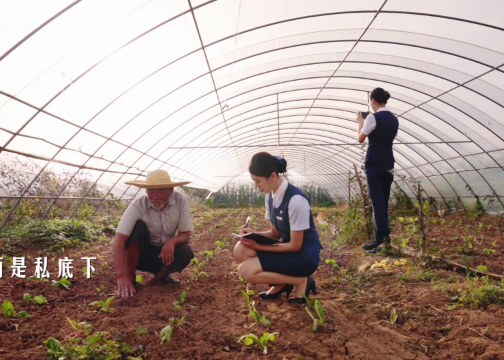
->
288 195 311 231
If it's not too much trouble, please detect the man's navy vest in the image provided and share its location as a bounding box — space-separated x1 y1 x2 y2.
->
365 110 399 165
268 183 321 258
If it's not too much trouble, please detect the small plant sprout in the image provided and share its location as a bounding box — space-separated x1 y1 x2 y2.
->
241 290 270 325
136 274 143 283
28 275 48 282
190 258 208 280
89 296 115 313
23 294 48 305
199 249 214 261
169 314 188 326
325 259 340 269
134 326 148 335
44 338 64 358
1 301 28 318
304 300 325 332
245 283 255 295
51 277 72 290
173 291 187 309
303 293 317 310
390 307 398 325
160 324 173 344
66 317 93 335
238 332 279 355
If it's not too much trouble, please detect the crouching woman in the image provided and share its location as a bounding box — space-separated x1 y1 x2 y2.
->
233 152 321 303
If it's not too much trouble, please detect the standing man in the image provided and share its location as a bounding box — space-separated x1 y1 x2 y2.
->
113 169 194 297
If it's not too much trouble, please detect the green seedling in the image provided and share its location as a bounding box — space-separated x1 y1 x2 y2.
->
67 317 93 335
245 283 255 296
51 277 72 290
190 258 208 280
89 296 115 313
28 275 48 281
238 332 279 355
304 300 325 332
134 326 148 335
173 291 187 309
199 249 214 260
241 290 270 325
160 325 173 344
169 314 188 326
390 307 398 325
476 265 489 273
303 293 317 310
23 294 48 305
325 259 340 269
136 275 143 283
483 248 497 255
1 301 28 318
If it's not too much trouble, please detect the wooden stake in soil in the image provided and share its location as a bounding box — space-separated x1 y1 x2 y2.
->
353 164 374 241
417 183 427 256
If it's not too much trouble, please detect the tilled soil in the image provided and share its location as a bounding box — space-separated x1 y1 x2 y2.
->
1 207 504 359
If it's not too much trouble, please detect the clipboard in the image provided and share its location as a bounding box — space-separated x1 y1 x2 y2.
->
232 232 281 245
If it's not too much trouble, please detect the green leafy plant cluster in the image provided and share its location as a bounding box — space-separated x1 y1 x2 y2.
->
454 276 504 308
173 291 187 309
23 293 48 304
44 331 141 359
241 290 270 326
398 267 438 283
0 218 103 252
238 332 279 355
1 300 28 318
304 297 325 332
190 257 208 280
52 277 72 290
89 296 115 313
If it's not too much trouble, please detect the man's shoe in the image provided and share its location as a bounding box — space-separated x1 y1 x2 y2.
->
154 274 182 285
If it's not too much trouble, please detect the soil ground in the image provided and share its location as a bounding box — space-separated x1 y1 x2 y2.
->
1 207 504 359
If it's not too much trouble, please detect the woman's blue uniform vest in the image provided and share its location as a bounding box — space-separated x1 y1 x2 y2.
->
365 110 399 165
268 183 321 261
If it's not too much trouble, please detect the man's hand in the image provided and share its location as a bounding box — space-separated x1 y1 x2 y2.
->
117 275 136 297
160 239 175 265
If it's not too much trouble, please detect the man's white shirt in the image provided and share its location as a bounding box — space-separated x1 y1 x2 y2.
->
116 191 193 247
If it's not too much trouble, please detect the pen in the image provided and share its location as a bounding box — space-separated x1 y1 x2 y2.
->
245 216 250 228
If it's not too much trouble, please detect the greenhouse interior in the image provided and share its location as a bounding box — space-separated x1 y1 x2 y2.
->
1 0 504 359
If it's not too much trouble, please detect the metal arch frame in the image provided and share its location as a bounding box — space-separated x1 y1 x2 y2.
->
2 6 504 225
134 78 477 206
11 35 500 202
25 70 494 219
181 127 446 204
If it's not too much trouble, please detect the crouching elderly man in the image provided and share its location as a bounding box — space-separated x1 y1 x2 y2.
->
113 169 195 297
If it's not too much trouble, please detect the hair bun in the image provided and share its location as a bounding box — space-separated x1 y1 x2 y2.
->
274 156 287 173
385 91 391 100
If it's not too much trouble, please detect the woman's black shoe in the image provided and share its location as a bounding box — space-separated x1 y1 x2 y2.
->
259 284 294 299
362 235 391 251
288 276 317 304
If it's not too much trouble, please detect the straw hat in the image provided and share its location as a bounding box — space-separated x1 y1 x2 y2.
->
125 169 190 189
